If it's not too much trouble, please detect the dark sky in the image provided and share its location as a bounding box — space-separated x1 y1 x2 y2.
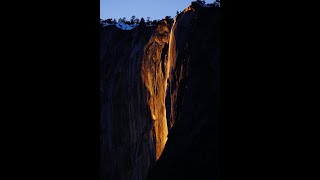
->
100 0 216 20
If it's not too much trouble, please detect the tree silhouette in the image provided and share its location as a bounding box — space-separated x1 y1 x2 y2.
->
131 16 136 24
146 17 151 25
196 0 206 3
165 16 173 24
152 20 158 26
140 17 145 26
134 18 140 24
106 18 112 24
214 0 220 7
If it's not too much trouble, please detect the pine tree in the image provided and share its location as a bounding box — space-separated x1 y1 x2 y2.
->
214 0 220 7
134 18 140 24
165 16 173 24
152 20 158 26
106 18 112 24
131 16 136 24
140 17 145 26
146 17 151 25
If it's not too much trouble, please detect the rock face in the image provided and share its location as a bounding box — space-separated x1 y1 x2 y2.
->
100 3 220 180
100 25 156 180
100 21 173 180
141 20 172 160
148 4 221 180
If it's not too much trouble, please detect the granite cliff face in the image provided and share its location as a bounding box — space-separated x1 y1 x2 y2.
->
100 21 173 179
141 20 172 160
148 4 221 180
100 25 156 180
100 2 220 180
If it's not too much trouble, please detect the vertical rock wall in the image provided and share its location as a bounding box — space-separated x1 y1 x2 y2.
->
148 5 221 180
141 20 172 160
100 20 173 179
100 25 156 180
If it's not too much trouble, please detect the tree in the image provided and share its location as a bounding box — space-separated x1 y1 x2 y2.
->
134 18 140 24
196 0 205 3
214 0 220 7
106 18 112 24
165 16 173 24
131 16 136 24
139 17 145 26
112 19 117 24
146 17 151 25
152 20 158 26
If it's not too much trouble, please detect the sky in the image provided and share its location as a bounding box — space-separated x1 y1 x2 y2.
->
100 0 216 21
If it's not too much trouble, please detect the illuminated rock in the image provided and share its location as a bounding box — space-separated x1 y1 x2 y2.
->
141 19 172 160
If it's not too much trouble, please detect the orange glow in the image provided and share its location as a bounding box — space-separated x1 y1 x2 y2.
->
141 20 173 160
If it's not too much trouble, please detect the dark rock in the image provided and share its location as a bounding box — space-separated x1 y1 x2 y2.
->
100 25 156 180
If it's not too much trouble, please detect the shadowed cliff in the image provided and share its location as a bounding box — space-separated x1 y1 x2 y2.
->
100 25 156 180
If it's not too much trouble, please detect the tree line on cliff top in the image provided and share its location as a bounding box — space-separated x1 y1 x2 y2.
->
100 0 220 27
100 16 174 27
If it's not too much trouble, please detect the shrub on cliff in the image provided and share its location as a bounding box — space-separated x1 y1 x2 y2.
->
165 16 174 24
152 20 159 26
106 18 112 24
